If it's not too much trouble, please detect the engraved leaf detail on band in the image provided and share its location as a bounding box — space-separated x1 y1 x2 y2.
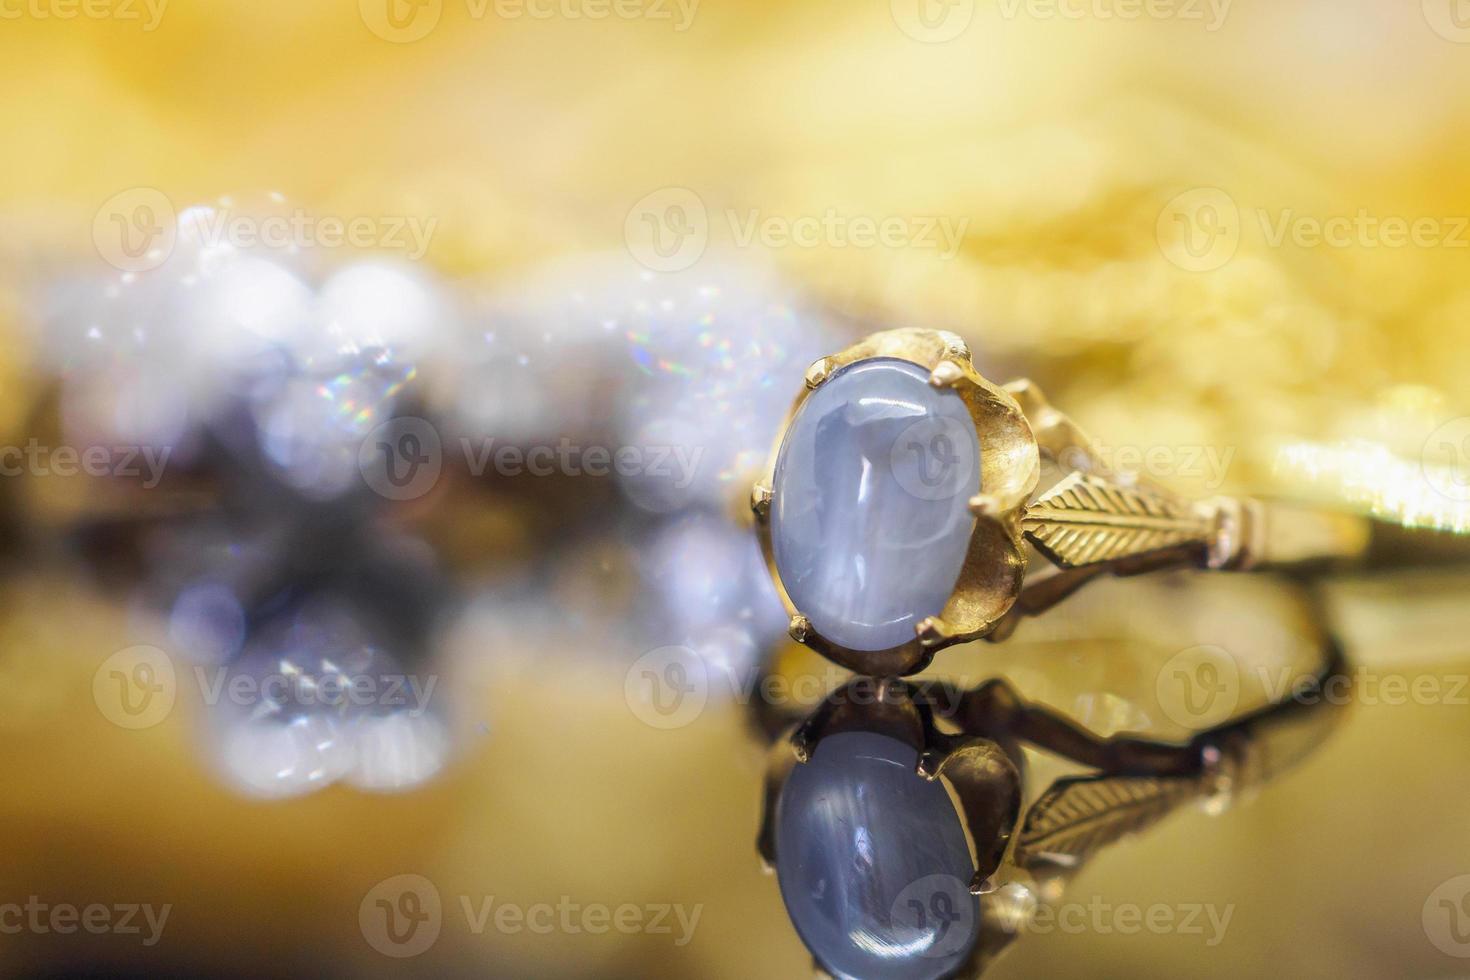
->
1013 774 1198 868
1022 473 1209 567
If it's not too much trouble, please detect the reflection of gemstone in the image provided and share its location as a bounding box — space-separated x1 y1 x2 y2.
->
776 731 979 980
771 358 979 651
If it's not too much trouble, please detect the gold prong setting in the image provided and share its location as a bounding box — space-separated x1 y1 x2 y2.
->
749 482 771 520
803 356 833 389
915 616 950 648
754 328 1041 676
969 493 1001 518
928 359 966 388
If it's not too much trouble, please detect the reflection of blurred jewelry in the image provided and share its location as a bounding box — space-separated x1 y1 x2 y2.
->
753 592 1344 979
752 327 1381 676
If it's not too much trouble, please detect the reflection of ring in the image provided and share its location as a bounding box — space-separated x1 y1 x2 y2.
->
751 327 1393 676
754 580 1346 979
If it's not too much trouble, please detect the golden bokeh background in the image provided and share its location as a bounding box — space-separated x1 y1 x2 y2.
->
2 1 1469 977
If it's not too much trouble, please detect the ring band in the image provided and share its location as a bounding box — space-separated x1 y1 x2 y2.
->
753 327 1393 676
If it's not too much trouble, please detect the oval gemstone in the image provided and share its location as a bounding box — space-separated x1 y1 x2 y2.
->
775 731 980 980
771 357 979 652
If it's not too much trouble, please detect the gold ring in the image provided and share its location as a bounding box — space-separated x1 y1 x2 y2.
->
752 326 1377 676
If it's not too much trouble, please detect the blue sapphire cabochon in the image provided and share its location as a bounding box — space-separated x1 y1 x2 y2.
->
771 358 979 653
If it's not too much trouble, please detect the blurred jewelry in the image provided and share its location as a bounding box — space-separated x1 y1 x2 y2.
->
754 605 1345 979
752 327 1374 675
